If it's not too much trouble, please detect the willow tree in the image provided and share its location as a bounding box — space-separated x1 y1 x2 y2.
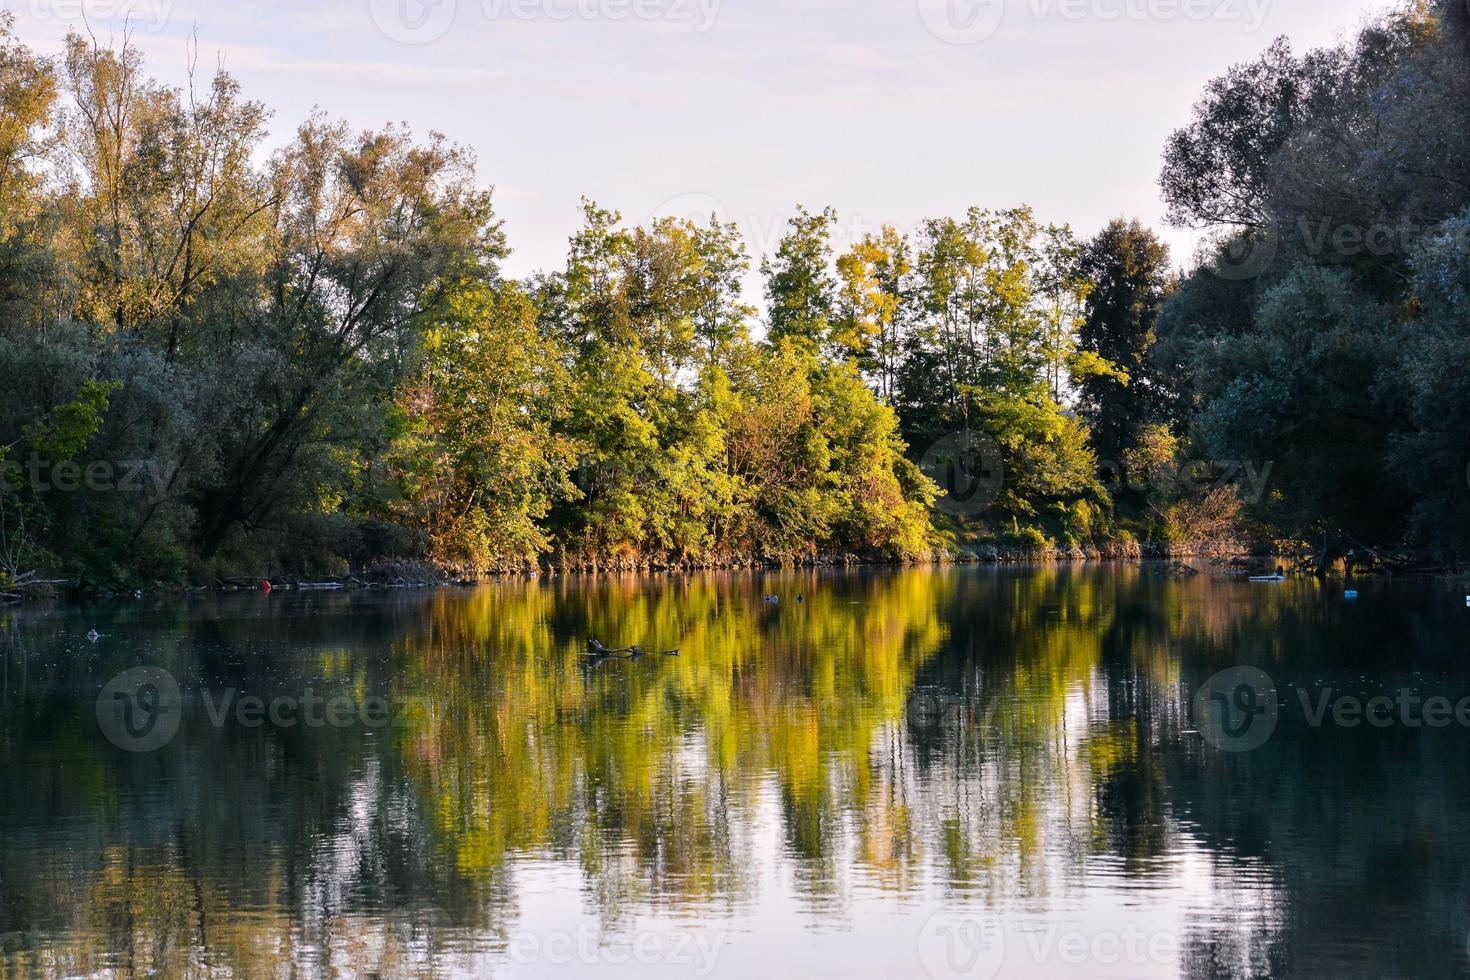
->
190 120 506 559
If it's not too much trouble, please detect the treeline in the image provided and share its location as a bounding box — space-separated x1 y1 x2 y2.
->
0 23 939 584
0 19 1107 584
1157 0 1470 566
0 1 1466 586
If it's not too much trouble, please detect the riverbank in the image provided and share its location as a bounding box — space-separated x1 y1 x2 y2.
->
0 539 1250 603
9 535 1457 605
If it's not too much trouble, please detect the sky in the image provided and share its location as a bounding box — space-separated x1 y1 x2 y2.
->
7 0 1396 291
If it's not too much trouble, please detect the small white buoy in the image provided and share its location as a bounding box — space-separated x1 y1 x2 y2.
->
86 629 100 643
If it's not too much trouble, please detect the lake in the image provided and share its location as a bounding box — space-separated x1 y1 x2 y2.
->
2 565 1469 978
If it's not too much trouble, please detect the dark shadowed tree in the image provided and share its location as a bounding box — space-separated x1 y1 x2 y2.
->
1074 220 1173 464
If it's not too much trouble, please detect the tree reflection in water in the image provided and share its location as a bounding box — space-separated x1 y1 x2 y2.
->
2 567 1469 977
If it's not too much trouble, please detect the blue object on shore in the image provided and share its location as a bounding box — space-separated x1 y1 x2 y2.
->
1344 590 1358 600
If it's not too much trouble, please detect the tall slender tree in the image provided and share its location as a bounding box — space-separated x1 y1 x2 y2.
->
1074 220 1173 464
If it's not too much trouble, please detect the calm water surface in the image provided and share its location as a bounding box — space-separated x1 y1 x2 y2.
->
2 565 1470 978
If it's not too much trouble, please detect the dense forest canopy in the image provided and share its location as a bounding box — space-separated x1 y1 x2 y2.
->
0 0 1466 587
1159 0 1470 563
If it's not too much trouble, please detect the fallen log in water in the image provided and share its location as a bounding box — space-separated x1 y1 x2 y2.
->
216 575 270 590
7 570 75 591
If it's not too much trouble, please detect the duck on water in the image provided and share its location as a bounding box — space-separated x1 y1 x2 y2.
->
585 639 680 661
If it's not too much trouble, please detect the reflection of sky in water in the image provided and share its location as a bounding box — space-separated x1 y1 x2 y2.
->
1 567 1468 977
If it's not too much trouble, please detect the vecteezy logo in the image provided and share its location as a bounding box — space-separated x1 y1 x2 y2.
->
916 0 1006 45
369 0 456 44
906 690 953 732
1209 226 1279 282
917 911 1006 980
1192 667 1278 751
97 666 182 752
920 430 1004 517
651 192 732 228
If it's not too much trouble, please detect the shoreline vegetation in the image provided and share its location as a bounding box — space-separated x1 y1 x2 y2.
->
10 537 1462 601
50 543 1450 602
1 2 1468 601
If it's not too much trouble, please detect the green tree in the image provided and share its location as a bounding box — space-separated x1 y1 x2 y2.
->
763 206 838 355
1194 265 1407 549
394 281 576 571
1075 220 1173 464
189 119 506 560
1392 209 1470 556
815 359 936 558
1156 0 1470 559
836 226 910 402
